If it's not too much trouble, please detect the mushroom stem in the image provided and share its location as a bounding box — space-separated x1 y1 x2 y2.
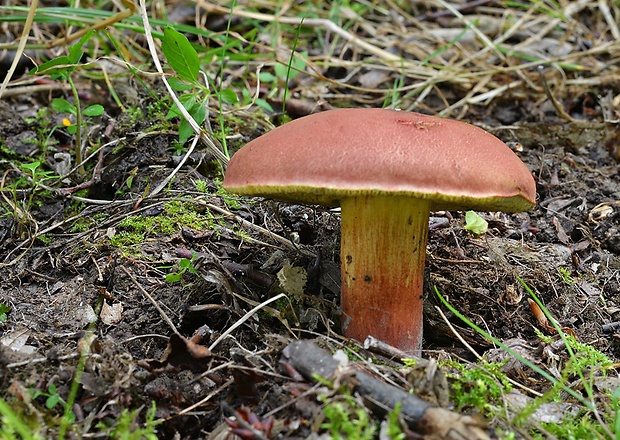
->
340 195 430 354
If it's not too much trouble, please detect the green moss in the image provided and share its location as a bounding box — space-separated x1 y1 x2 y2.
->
231 224 252 242
441 359 512 413
534 412 611 439
194 179 209 193
212 177 243 210
109 200 223 253
36 234 53 245
109 231 145 248
558 267 576 284
320 394 376 439
70 219 93 233
117 215 157 235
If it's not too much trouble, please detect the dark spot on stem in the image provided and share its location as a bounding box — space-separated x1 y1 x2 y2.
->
364 275 372 282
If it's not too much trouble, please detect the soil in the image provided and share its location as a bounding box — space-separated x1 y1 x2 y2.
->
1 11 620 440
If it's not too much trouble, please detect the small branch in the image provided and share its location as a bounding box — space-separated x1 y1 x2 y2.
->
121 265 181 337
282 340 491 439
537 66 578 123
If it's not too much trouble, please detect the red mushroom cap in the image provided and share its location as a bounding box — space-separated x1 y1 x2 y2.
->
224 108 536 211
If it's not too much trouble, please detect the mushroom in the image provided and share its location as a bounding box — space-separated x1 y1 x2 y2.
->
223 108 536 354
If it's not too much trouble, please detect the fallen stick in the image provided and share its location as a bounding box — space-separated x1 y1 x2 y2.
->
281 340 491 440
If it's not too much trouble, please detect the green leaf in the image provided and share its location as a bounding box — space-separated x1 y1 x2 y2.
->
178 119 193 145
51 98 76 115
162 27 199 83
275 50 307 81
165 94 197 120
189 103 206 126
219 88 238 104
168 76 193 92
31 30 95 76
0 303 10 323
83 104 104 117
46 394 60 409
21 161 41 174
464 211 488 235
254 98 274 113
67 30 95 64
31 56 72 76
258 71 276 83
179 94 197 110
67 125 77 135
166 272 182 283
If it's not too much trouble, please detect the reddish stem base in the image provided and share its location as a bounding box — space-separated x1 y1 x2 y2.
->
340 195 430 354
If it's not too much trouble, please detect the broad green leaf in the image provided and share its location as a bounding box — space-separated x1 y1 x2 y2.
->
46 394 60 410
51 98 76 115
254 98 274 113
21 161 40 174
178 119 193 145
219 88 238 104
179 102 207 144
189 102 207 126
166 272 182 283
178 103 206 144
464 211 488 235
67 125 78 135
258 71 276 83
83 104 104 117
162 27 199 83
165 94 197 120
168 76 193 92
274 63 287 81
179 93 197 109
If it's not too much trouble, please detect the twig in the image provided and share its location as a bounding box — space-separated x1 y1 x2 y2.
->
283 340 491 439
537 65 578 123
135 136 200 210
121 265 181 337
363 335 412 361
599 0 620 40
56 141 108 195
435 305 483 361
208 292 290 351
172 378 234 419
46 1 135 49
418 0 495 22
203 201 316 257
